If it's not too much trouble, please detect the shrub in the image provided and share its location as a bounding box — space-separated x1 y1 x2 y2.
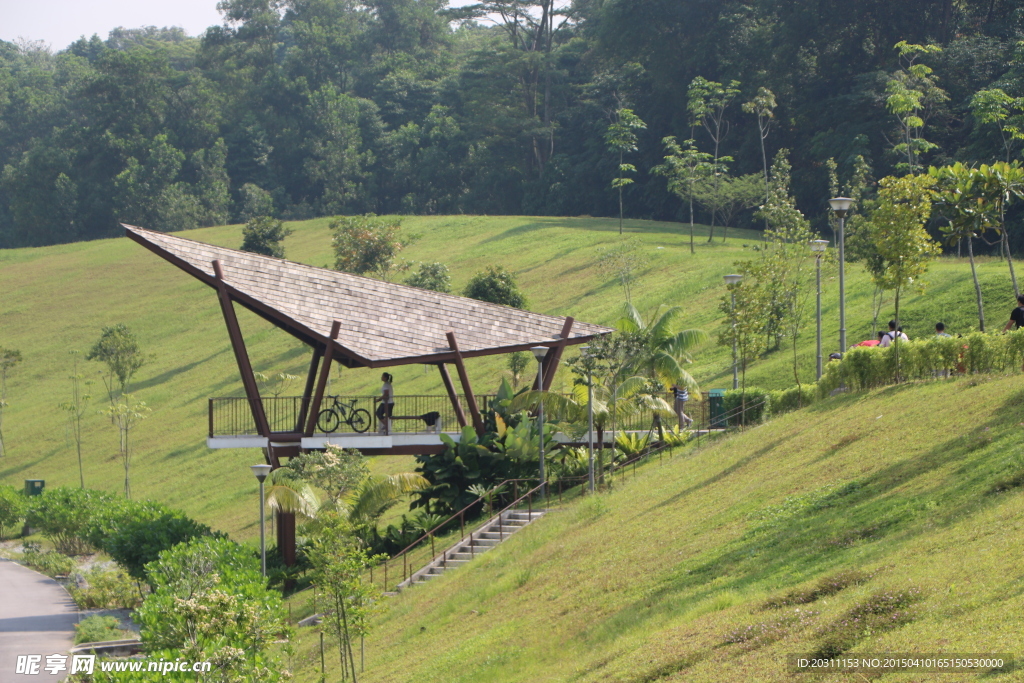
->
102 506 220 583
21 542 77 577
723 387 771 425
25 487 117 556
404 262 451 293
68 566 144 609
331 214 414 281
0 484 26 538
767 384 817 415
240 216 292 258
462 265 528 308
615 431 650 457
74 615 126 645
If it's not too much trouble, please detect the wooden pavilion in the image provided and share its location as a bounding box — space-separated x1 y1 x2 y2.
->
125 225 612 562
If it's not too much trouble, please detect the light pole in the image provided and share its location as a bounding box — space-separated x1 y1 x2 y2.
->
811 239 829 379
580 346 595 494
829 197 853 356
531 346 548 498
250 464 272 578
723 274 743 390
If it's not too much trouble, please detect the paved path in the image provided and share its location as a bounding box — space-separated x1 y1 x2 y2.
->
0 559 78 681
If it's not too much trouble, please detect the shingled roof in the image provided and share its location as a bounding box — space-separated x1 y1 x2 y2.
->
125 225 612 367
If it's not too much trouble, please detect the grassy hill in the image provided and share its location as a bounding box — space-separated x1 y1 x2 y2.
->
289 373 1024 682
0 215 1020 541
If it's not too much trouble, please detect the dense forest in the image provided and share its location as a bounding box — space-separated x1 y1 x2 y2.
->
2 0 1024 248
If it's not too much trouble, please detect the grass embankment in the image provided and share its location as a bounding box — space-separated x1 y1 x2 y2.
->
289 374 1024 682
0 215 1019 541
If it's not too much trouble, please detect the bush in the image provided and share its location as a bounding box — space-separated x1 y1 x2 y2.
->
723 387 771 425
25 487 117 556
462 265 528 308
69 566 144 609
100 504 220 583
404 262 451 293
74 615 126 645
0 484 26 538
767 384 817 416
21 542 77 577
241 216 292 258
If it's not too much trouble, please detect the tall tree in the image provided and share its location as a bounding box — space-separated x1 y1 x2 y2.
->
59 351 92 488
652 137 718 254
885 41 947 175
742 87 777 232
604 108 646 234
687 77 740 241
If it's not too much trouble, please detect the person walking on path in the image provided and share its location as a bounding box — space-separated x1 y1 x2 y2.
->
376 372 395 434
879 321 908 347
1003 294 1024 331
671 384 693 429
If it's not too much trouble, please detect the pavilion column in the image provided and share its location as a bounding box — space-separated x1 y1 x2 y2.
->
304 321 341 436
212 259 275 467
542 317 575 391
445 331 485 434
295 347 323 433
437 363 467 428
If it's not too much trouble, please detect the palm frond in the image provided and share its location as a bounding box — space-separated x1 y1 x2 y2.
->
347 473 429 526
616 302 644 333
264 470 321 519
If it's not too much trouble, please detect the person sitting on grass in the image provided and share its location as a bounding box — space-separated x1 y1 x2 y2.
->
879 321 908 347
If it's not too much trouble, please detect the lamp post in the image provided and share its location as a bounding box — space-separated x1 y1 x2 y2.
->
829 197 853 356
580 346 595 494
811 239 829 379
250 464 272 578
531 346 548 498
723 274 743 390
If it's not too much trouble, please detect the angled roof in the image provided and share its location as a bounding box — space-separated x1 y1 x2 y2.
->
125 225 612 367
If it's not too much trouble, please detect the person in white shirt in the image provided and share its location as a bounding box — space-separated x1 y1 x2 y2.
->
879 320 908 347
377 372 395 433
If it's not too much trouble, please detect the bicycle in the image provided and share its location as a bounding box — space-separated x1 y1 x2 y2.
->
316 396 371 433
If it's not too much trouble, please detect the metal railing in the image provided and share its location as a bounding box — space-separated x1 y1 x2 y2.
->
208 392 715 438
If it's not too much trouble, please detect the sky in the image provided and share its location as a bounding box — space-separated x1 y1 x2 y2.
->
1 0 483 52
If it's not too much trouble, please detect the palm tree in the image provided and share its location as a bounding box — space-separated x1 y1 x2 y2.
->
617 303 709 437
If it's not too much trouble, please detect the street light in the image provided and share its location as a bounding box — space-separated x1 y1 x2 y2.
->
829 197 853 355
250 464 272 578
531 346 549 498
810 239 829 379
580 346 595 494
723 274 742 390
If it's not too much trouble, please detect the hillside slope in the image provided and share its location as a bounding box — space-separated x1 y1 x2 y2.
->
0 215 1019 540
309 374 1024 682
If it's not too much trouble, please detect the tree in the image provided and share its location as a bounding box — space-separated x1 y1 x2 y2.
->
85 324 146 407
307 514 383 682
688 76 740 241
977 161 1024 296
692 173 764 231
403 262 451 293
604 108 647 234
0 347 22 458
241 216 293 258
236 183 276 222
929 162 1000 331
25 487 117 556
58 351 92 488
105 394 151 499
505 351 530 389
742 87 777 231
969 88 1024 163
866 174 940 374
652 137 717 254
463 266 528 308
0 484 26 539
596 237 649 303
331 214 415 281
136 537 290 681
718 280 766 422
885 41 947 175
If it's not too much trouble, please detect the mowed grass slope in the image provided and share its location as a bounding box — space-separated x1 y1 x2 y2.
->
0 215 1019 540
293 374 1024 683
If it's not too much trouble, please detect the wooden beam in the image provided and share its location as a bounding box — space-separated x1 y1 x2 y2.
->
446 331 484 434
213 260 275 466
295 347 323 432
542 316 575 391
304 321 341 436
437 363 467 428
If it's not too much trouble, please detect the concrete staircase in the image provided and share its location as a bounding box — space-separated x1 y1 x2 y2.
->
397 509 546 589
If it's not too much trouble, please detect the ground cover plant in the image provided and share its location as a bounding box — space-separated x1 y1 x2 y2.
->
279 373 1024 682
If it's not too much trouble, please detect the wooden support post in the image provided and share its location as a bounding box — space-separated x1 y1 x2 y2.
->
295 347 323 432
542 317 575 391
304 321 341 436
437 363 467 428
446 331 485 434
213 260 275 465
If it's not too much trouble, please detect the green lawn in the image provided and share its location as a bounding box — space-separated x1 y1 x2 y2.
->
0 215 1019 542
287 373 1024 682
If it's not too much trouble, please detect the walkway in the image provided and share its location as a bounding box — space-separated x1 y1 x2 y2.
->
0 559 79 681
